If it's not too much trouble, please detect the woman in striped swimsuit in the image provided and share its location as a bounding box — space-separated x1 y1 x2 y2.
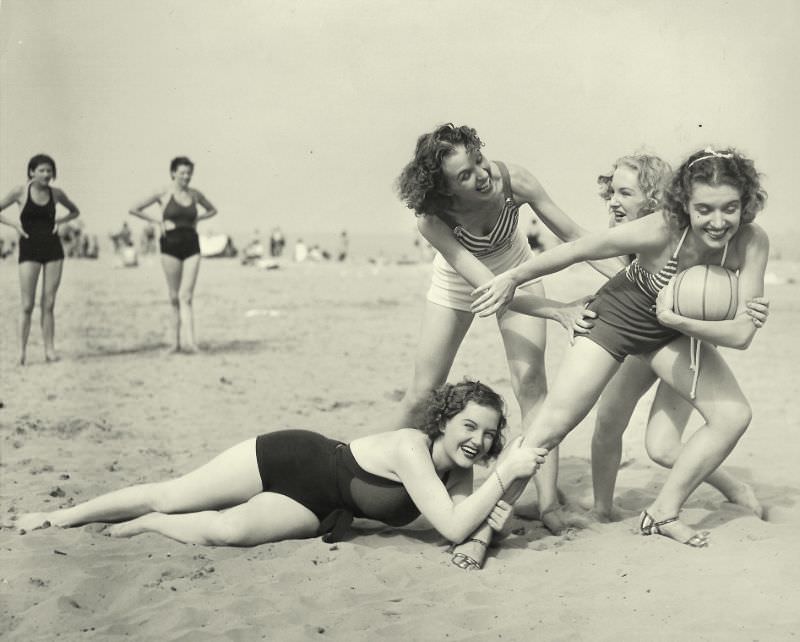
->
472 147 770 550
395 124 607 550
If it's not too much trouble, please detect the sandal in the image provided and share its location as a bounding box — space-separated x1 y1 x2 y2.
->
639 511 708 548
450 538 488 571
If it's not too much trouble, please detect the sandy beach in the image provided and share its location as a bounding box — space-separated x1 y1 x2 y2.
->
1 256 799 641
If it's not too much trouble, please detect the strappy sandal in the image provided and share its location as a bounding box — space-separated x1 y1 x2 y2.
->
450 538 488 571
639 511 708 548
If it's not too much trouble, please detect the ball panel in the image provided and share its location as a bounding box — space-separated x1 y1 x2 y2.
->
672 264 738 321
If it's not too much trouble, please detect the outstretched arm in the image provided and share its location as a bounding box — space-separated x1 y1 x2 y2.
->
419 215 595 332
394 434 544 543
471 214 666 316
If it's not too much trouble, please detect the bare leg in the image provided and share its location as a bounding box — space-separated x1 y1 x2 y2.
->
40 259 63 361
645 380 762 517
108 492 319 546
17 438 262 532
160 254 183 352
642 337 752 545
390 301 473 429
178 253 201 352
17 262 41 365
591 358 657 520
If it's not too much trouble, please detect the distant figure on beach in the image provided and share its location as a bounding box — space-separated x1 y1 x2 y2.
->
471 147 770 551
140 223 158 255
0 154 80 364
294 238 308 262
394 123 607 545
129 156 218 354
16 381 545 550
521 212 546 253
270 226 286 258
337 230 349 261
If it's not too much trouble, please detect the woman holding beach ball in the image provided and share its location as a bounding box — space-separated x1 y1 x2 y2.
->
471 147 770 551
0 154 81 365
395 124 617 551
129 157 218 354
587 153 768 524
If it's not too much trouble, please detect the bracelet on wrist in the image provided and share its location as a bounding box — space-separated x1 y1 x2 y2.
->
494 469 506 495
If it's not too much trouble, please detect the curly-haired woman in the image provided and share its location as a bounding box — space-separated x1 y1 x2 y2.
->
394 123 606 537
16 381 545 548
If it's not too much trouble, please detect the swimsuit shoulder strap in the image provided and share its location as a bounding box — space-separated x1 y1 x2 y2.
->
672 227 690 259
495 160 513 201
721 241 729 267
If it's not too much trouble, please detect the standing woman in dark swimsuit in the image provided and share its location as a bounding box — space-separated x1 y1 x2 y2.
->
0 154 80 365
129 157 217 353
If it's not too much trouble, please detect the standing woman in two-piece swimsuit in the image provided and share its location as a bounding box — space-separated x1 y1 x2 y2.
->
129 157 217 353
395 124 614 541
0 154 80 365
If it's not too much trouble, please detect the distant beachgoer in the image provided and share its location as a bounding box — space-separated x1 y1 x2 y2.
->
394 123 608 543
471 147 770 550
270 226 286 258
140 224 158 255
338 230 349 261
16 381 545 550
294 238 308 262
0 154 80 364
129 156 218 354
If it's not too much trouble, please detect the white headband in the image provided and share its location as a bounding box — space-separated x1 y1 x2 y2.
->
688 147 734 168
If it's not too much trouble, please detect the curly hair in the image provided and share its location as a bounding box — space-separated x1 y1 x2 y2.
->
597 153 672 215
395 123 484 217
27 154 57 180
408 379 507 462
170 156 195 175
664 148 767 227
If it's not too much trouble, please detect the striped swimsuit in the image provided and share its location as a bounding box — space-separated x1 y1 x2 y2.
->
426 161 540 312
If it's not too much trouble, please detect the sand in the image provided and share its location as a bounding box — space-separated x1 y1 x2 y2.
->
1 256 799 641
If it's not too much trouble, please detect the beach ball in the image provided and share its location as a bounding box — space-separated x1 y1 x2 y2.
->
673 265 738 321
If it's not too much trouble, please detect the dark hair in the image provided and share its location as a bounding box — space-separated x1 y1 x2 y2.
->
664 148 767 227
597 154 672 215
409 379 507 461
27 154 57 179
395 123 484 217
170 156 194 175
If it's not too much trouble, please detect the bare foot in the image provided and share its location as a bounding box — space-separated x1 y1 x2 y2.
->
725 483 764 519
181 344 200 355
107 515 154 538
640 511 709 547
164 345 181 356
16 512 53 534
450 538 488 571
540 506 590 535
19 351 27 366
45 352 60 363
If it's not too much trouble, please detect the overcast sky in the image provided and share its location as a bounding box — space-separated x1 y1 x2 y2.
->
1 0 798 256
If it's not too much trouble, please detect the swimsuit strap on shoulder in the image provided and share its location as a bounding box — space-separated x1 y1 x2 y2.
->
672 227 690 259
721 242 729 267
494 160 513 202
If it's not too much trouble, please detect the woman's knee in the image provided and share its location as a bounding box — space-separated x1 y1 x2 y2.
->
178 291 193 306
20 299 35 315
645 441 677 468
510 362 547 406
149 482 187 514
594 404 629 441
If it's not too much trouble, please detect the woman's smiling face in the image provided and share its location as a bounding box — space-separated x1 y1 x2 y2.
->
688 182 743 248
440 145 496 203
440 401 501 468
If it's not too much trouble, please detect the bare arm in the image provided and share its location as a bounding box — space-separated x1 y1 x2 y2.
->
129 190 165 224
193 189 218 221
510 163 627 277
393 433 543 543
419 215 592 325
53 188 80 224
0 187 26 235
656 224 769 349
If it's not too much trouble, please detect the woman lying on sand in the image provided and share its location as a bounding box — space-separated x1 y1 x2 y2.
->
471 147 769 551
17 380 543 548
